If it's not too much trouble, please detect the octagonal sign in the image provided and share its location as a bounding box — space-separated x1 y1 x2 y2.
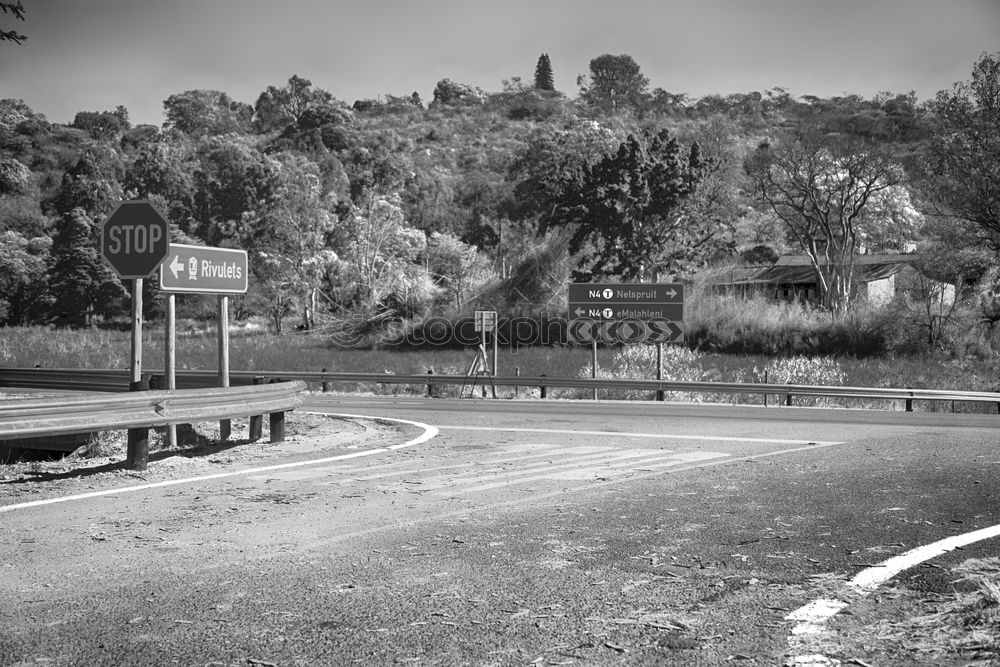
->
101 200 169 279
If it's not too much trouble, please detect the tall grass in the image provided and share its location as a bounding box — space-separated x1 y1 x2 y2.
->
684 288 887 356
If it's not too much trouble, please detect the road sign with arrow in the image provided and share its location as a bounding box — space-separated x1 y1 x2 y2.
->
159 243 248 294
568 282 684 344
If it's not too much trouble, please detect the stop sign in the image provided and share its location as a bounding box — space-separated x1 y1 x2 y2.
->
101 200 169 279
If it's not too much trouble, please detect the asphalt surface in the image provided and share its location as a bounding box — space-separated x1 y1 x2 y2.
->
1 396 998 666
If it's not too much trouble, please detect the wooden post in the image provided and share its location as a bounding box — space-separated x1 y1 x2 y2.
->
269 411 286 443
218 295 231 440
126 279 148 470
426 369 434 398
321 368 329 393
164 293 177 448
492 327 498 379
480 331 487 398
592 340 598 401
249 376 265 442
126 376 149 470
656 342 664 402
540 374 547 399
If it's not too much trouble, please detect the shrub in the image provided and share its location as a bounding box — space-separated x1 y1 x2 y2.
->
577 344 705 400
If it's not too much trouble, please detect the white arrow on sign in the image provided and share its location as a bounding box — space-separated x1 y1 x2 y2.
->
665 288 677 298
575 307 586 317
168 255 184 280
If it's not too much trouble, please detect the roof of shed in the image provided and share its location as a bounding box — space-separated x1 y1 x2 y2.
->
711 254 919 286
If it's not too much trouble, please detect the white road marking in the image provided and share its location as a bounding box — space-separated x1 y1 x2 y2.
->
447 450 730 494
248 444 618 483
250 441 729 495
0 413 436 514
786 521 1000 655
436 424 840 445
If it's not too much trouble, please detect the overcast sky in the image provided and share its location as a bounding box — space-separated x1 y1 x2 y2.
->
2 0 998 127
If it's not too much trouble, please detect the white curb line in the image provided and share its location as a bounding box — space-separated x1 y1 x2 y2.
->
0 412 437 514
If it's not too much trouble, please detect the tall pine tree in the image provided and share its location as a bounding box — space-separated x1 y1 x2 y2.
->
534 54 555 91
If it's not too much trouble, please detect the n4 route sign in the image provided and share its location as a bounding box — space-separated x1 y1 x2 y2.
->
568 283 683 321
159 243 248 294
568 282 684 344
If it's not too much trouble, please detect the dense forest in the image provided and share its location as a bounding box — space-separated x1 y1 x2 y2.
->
1 51 998 343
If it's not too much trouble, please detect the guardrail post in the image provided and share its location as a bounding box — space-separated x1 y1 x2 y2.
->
905 388 913 412
763 370 768 407
126 376 150 470
269 411 285 443
515 367 520 398
249 376 265 442
267 378 286 443
321 368 329 393
426 369 434 398
785 391 792 407
540 374 547 399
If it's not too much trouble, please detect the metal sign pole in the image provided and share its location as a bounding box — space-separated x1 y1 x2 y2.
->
130 279 143 385
656 341 664 401
492 324 498 377
218 295 231 440
165 293 177 447
126 278 149 470
592 339 598 400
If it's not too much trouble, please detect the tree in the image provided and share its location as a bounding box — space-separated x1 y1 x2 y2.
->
48 147 124 220
547 129 710 282
509 118 623 235
746 134 906 311
336 193 427 314
424 231 495 311
253 75 334 133
46 208 126 326
919 52 1000 249
1 1 25 45
431 79 487 107
163 90 253 136
124 139 197 233
244 154 339 330
534 54 555 91
72 110 126 141
0 230 49 324
0 157 30 194
190 135 281 247
578 54 649 111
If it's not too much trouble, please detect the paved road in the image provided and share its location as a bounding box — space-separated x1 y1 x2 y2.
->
2 397 998 665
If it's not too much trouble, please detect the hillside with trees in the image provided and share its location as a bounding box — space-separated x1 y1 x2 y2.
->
1 51 998 353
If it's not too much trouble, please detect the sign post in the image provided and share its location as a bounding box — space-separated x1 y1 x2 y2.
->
474 310 498 377
160 243 248 440
568 283 685 401
101 200 170 470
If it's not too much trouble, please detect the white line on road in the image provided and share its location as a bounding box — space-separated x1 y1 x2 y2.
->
787 521 1000 654
0 413 437 514
436 424 841 445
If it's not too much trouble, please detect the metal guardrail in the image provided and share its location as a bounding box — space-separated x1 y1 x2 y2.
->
2 367 997 413
0 381 305 442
